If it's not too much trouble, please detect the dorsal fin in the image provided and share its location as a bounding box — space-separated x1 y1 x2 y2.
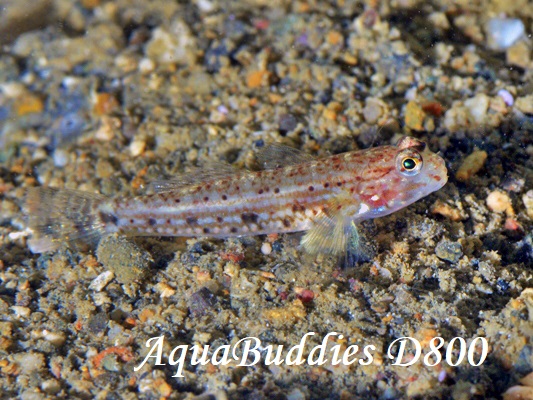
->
255 143 315 170
148 162 241 193
397 136 426 151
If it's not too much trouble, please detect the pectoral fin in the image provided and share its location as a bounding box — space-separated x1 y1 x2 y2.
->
300 196 355 256
342 221 377 267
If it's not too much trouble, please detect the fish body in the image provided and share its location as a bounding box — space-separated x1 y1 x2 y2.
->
25 136 447 255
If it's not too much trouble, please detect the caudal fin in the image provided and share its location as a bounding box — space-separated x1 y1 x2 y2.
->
24 187 108 253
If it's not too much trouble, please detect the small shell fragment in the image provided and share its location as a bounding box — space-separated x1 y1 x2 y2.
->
43 331 66 346
456 150 488 182
129 139 146 157
522 190 533 219
89 271 114 292
497 89 514 107
155 282 176 298
486 190 513 215
261 242 272 255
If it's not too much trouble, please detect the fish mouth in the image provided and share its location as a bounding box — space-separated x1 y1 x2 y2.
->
437 156 448 179
394 181 438 206
437 167 449 188
441 171 449 185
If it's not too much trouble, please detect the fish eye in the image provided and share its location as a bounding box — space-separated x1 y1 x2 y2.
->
402 158 417 170
396 150 423 176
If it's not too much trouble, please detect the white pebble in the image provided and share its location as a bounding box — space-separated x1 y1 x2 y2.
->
89 271 114 291
61 76 83 89
53 149 69 167
486 18 525 50
0 82 25 98
43 330 66 346
13 352 44 374
9 231 28 241
464 93 489 124
41 379 61 395
138 57 155 74
486 190 512 214
32 148 48 162
11 306 31 318
129 139 146 157
196 0 215 12
261 242 272 255
404 87 417 101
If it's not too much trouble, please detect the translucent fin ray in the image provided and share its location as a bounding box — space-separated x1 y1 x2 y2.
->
148 162 241 193
25 187 108 253
300 196 353 256
255 143 315 170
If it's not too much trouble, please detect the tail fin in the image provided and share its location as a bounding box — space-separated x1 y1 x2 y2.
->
24 187 108 253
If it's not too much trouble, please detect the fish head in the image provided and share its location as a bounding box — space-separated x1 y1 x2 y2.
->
356 136 448 220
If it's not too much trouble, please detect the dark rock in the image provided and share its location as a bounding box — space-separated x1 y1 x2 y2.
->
278 114 298 134
188 287 217 317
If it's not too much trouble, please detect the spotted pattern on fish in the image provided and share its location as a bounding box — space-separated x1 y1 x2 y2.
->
24 136 448 255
